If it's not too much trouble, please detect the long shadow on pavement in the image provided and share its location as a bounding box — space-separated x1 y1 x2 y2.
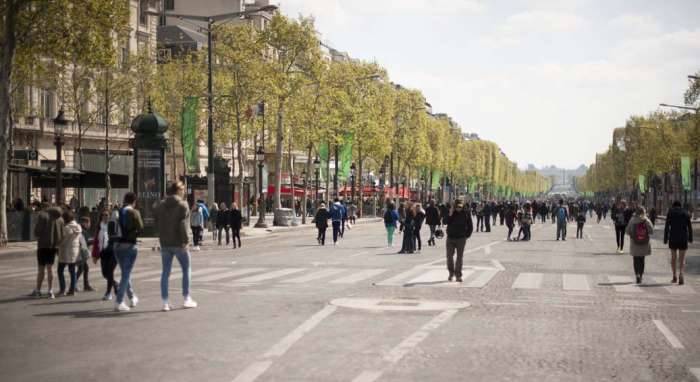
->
34 308 161 319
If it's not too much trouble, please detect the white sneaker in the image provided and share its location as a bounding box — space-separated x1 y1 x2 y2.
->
162 302 171 312
115 302 130 312
183 297 198 309
48 291 55 299
129 295 139 308
102 293 113 301
193 246 201 251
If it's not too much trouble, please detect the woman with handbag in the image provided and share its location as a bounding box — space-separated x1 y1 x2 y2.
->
57 210 81 296
92 210 119 300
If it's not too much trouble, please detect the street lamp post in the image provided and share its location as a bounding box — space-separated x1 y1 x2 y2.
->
313 157 321 205
255 146 267 228
154 5 278 206
53 108 67 206
350 163 356 205
301 170 307 224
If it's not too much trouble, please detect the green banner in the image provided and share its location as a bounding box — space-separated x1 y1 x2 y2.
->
338 133 353 180
181 97 199 173
431 170 442 189
638 175 646 193
681 156 691 191
319 141 329 182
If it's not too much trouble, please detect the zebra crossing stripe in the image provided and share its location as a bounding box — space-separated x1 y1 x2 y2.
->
1 270 43 279
607 275 642 293
689 368 700 380
647 277 696 295
0 267 35 276
563 274 590 291
129 269 168 280
331 269 387 284
281 268 346 284
375 268 425 286
233 268 306 283
466 269 498 288
198 268 268 282
512 273 543 289
143 267 228 282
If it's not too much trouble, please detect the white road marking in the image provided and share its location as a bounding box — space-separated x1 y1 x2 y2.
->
233 268 306 283
682 310 700 313
484 246 492 255
490 259 505 271
512 273 543 289
407 269 474 287
485 302 525 306
349 251 369 258
375 268 425 286
0 267 35 276
419 241 501 267
281 268 346 284
466 269 499 288
143 267 227 282
351 309 459 382
690 368 700 380
198 268 267 282
563 274 590 291
129 269 169 280
231 305 338 382
607 275 642 293
652 319 684 349
0 270 42 279
330 269 387 284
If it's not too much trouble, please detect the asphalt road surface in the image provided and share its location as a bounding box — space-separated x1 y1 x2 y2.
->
0 218 699 382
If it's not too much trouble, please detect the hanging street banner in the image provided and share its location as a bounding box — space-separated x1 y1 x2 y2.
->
338 132 353 181
319 141 329 182
638 175 646 193
681 156 691 191
181 97 199 174
432 170 442 189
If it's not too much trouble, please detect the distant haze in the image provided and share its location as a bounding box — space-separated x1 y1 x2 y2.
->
279 0 700 168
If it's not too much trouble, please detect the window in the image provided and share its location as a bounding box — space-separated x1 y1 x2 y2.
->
139 0 147 25
165 0 174 10
40 89 55 119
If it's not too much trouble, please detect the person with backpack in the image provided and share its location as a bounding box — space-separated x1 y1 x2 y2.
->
613 201 629 253
384 202 400 248
30 204 64 299
664 201 693 285
445 200 474 282
556 200 568 241
314 202 330 246
576 210 586 239
425 200 441 247
229 202 242 249
113 192 144 312
92 209 118 301
155 181 198 312
190 203 204 251
626 207 654 284
329 198 344 246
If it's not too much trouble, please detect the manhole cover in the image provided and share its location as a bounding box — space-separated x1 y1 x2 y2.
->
330 298 470 311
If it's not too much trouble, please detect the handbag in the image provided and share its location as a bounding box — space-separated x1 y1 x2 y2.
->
434 227 445 239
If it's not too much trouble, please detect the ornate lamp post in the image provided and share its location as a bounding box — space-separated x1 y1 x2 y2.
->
254 146 268 228
314 156 321 204
53 108 67 206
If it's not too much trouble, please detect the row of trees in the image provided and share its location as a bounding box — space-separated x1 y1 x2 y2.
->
576 76 700 197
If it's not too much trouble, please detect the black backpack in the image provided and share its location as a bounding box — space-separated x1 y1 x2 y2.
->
384 210 393 224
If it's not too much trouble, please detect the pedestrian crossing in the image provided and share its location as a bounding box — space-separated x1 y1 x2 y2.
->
0 263 696 295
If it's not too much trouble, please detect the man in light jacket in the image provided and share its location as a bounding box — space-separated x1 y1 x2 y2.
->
155 181 198 311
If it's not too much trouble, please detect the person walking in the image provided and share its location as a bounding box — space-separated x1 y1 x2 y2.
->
209 202 219 242
314 202 330 245
155 182 198 312
91 209 118 301
664 201 693 285
383 202 400 248
75 216 94 292
626 207 654 284
399 203 416 254
475 203 484 232
414 203 426 252
30 204 64 298
521 203 533 241
216 202 230 246
483 202 492 232
576 210 586 239
190 202 204 251
445 200 473 282
330 198 344 246
229 203 242 249
649 207 657 226
613 201 629 253
57 210 81 296
556 200 568 241
425 200 440 247
348 202 357 225
505 205 516 241
340 200 348 239
113 192 144 312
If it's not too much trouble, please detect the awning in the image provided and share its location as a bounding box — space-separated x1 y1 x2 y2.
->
267 185 312 197
10 164 129 188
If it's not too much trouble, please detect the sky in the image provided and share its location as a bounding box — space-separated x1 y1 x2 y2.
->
276 0 700 169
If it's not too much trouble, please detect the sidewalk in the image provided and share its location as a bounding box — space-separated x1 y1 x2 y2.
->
0 218 382 257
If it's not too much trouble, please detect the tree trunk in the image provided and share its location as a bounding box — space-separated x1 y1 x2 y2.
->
273 99 284 213
325 143 330 203
236 117 244 213
302 144 312 225
103 69 111 206
288 126 294 215
0 1 19 247
358 148 363 218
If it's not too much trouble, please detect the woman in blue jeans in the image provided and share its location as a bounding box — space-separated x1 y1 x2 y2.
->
113 193 143 313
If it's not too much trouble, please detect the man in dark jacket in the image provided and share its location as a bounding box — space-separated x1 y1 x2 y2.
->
445 199 474 282
113 192 144 312
425 200 441 246
30 204 64 298
483 202 492 232
664 201 693 285
155 181 197 312
314 203 330 245
229 203 242 249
